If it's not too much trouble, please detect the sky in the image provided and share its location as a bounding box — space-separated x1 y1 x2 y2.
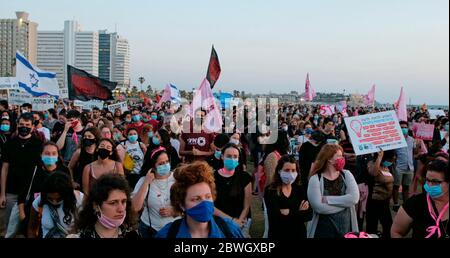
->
1 0 449 105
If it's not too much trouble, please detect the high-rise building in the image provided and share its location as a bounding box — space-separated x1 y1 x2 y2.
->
0 11 38 76
98 31 130 90
37 21 98 94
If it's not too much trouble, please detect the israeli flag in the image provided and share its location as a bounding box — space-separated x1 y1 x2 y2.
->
16 51 59 98
169 84 181 103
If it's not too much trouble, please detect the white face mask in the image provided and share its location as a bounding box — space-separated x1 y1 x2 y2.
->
279 171 298 185
230 139 240 145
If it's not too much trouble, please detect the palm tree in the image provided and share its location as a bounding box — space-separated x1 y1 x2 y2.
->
138 77 145 92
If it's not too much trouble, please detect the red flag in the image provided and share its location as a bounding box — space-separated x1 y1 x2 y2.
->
206 45 221 89
67 65 117 101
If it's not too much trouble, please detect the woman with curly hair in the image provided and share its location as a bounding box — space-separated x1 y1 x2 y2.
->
155 161 244 238
69 174 139 238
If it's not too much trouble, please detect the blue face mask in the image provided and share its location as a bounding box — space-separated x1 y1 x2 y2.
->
224 158 239 171
214 150 222 159
128 135 138 143
143 118 149 123
305 128 314 134
152 136 160 146
382 161 393 167
185 200 214 223
148 131 154 138
42 155 58 166
156 163 171 177
0 124 10 132
445 124 449 132
424 183 444 199
402 128 409 135
151 115 158 120
132 115 141 122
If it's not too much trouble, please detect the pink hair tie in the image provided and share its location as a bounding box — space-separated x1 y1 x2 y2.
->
150 146 166 159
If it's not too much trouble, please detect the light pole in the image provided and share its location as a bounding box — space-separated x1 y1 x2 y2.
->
138 77 145 92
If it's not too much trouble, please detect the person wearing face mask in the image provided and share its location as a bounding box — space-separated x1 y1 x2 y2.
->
148 111 161 132
121 111 133 126
141 129 181 180
206 134 230 171
264 155 312 238
126 109 146 139
120 128 147 189
392 160 449 238
229 133 248 172
27 172 83 238
366 150 396 238
392 121 416 212
56 110 85 166
68 128 101 190
307 144 360 238
32 112 50 141
213 144 253 238
43 108 58 132
155 161 243 238
16 142 71 237
82 139 124 195
69 174 139 238
0 118 12 160
131 147 179 238
0 114 43 238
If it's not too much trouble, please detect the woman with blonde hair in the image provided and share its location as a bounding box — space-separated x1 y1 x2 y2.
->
307 144 360 238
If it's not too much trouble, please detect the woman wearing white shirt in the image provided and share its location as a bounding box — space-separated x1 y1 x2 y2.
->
28 172 84 238
132 146 180 238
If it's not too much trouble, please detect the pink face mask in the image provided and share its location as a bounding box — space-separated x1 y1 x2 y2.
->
333 158 346 171
97 207 126 230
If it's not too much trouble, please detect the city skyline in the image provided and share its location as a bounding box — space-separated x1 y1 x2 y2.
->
1 0 449 105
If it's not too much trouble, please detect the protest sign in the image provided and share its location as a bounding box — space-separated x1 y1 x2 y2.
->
0 77 19 90
8 91 32 105
413 123 435 141
344 111 407 155
320 105 335 116
429 109 446 119
74 100 104 111
32 97 55 111
108 101 129 113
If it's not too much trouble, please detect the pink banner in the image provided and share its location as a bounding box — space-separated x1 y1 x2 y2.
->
413 123 435 141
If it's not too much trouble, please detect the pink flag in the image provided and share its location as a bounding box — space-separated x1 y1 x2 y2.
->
337 101 349 117
395 87 407 122
363 84 376 106
191 78 223 132
320 105 335 116
156 84 172 109
304 73 314 101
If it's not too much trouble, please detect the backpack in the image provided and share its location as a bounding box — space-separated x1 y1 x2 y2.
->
167 216 233 238
255 151 281 197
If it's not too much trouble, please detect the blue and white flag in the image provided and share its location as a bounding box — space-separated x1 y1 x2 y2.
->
16 51 59 98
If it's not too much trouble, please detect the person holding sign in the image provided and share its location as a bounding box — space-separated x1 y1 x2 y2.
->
392 121 415 212
366 149 396 238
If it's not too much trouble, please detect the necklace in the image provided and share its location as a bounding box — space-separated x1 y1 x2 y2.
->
95 225 119 238
20 137 32 148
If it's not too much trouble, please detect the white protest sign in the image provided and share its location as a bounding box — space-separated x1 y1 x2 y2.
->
8 91 32 105
0 77 19 90
32 97 55 111
59 88 69 99
74 100 104 111
429 109 446 119
108 102 129 113
344 111 407 155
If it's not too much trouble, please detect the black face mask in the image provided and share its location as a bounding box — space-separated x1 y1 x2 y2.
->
33 120 40 126
97 148 111 160
82 138 96 147
18 126 32 137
